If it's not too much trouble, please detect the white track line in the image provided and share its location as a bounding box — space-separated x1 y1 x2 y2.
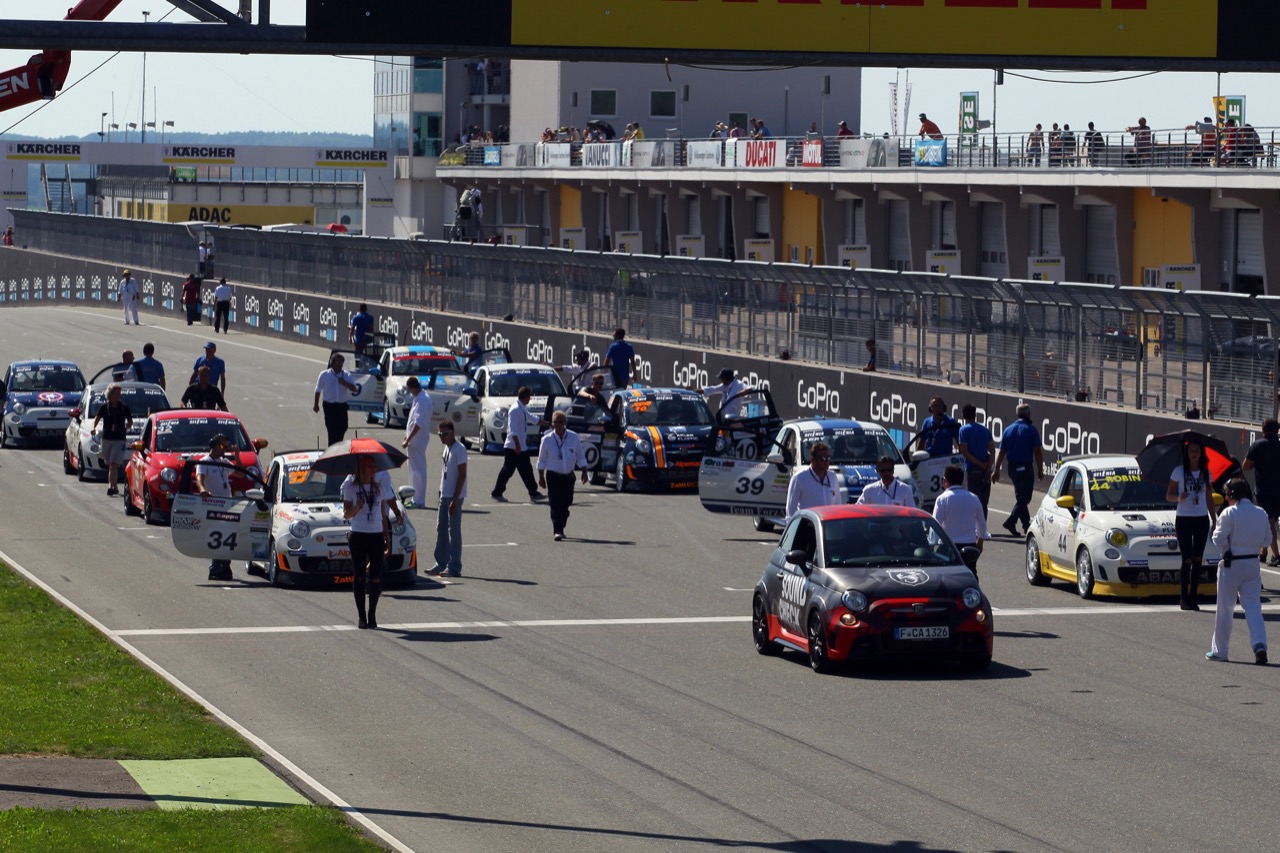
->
0 546 413 853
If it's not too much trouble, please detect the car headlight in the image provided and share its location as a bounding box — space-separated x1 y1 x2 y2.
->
962 587 983 609
492 410 507 427
399 536 411 549
1105 529 1128 547
160 467 178 484
840 590 868 613
390 519 406 535
11 402 25 415
289 520 310 538
634 438 651 454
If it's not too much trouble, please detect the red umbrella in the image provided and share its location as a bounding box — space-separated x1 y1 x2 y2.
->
326 222 349 233
1136 430 1239 491
311 437 406 476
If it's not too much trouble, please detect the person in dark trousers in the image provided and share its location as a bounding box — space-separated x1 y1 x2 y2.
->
181 365 227 411
1242 418 1280 566
603 328 636 388
213 278 232 333
181 275 201 325
194 434 235 581
91 383 132 496
1167 436 1217 610
991 403 1044 537
491 386 546 502
537 410 588 541
313 353 361 447
863 339 876 372
133 342 165 390
349 304 375 356
958 403 995 517
341 456 390 629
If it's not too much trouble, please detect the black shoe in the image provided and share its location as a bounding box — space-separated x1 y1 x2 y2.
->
490 492 507 502
530 491 545 501
1001 520 1019 537
106 486 118 496
368 616 377 629
1256 645 1268 666
1270 555 1280 568
358 616 368 629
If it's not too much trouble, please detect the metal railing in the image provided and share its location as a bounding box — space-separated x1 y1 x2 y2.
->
11 210 1280 425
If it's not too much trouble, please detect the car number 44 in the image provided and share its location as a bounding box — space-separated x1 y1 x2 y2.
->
896 626 949 640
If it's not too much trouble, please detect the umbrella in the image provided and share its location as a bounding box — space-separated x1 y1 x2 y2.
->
311 437 406 476
326 222 348 233
1136 430 1239 491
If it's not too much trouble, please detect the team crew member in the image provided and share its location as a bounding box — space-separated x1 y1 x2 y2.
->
312 353 360 447
400 376 433 509
195 434 235 582
858 456 914 507
429 422 467 578
490 386 546 502
785 441 841 522
342 456 391 629
992 403 1044 537
603 328 637 389
932 465 989 576
190 342 226 393
915 397 959 458
1242 418 1280 566
863 339 877 372
958 403 995 516
349 304 375 355
559 349 595 385
181 366 228 411
181 275 201 326
537 410 588 541
1206 478 1270 665
700 368 747 419
118 269 140 325
113 350 138 382
134 343 165 389
91 383 132 497
456 332 483 374
1168 436 1217 611
213 278 232 334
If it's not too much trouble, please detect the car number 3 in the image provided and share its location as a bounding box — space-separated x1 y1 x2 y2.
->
207 530 239 551
735 476 764 495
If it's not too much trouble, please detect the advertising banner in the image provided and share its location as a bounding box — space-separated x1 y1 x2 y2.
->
838 138 895 169
1160 264 1202 292
925 250 961 275
502 226 528 246
742 238 774 263
1027 256 1066 282
627 141 675 168
581 143 621 168
959 91 978 148
675 235 705 258
732 138 781 169
685 140 725 168
483 146 501 166
500 144 535 167
914 138 948 167
838 244 872 270
801 140 823 167
537 143 572 168
614 231 643 254
1214 95 1246 128
559 226 587 250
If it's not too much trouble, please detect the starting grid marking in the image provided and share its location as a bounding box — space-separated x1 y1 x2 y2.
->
114 603 1280 638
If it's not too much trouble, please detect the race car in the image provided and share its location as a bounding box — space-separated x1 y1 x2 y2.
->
1 359 86 447
699 417 921 532
463 362 567 453
123 409 267 524
605 387 716 491
753 504 992 672
1025 454 1221 599
239 450 418 587
63 380 170 480
360 345 480 431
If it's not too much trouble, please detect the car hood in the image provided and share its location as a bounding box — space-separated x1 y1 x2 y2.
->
828 564 977 598
635 424 713 440
277 502 344 524
1079 508 1176 534
147 450 259 469
7 390 82 408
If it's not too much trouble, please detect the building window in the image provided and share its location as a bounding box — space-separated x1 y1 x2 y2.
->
650 91 676 119
413 112 442 157
590 90 617 117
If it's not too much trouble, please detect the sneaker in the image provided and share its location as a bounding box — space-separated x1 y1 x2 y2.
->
425 567 446 577
530 492 546 501
490 493 507 502
445 571 461 578
1270 555 1280 568
553 532 564 541
1255 645 1268 666
358 616 368 629
403 499 418 509
106 486 118 496
1205 651 1227 662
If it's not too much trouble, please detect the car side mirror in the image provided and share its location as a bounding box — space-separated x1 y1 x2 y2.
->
765 451 784 465
786 548 811 569
69 407 81 419
961 546 981 572
910 450 931 464
1055 495 1076 510
130 440 144 451
244 488 265 501
254 438 269 450
398 485 416 502
368 367 381 378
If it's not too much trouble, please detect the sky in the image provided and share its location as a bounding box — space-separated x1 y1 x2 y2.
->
2 1 1279 140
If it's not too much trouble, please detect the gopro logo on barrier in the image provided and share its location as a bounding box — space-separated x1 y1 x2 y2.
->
292 303 310 323
798 380 840 414
447 326 469 348
266 297 285 318
741 372 771 391
526 339 554 364
409 319 432 343
243 295 260 315
868 391 917 428
320 306 338 327
484 329 510 350
379 316 400 339
1041 419 1101 455
673 360 708 389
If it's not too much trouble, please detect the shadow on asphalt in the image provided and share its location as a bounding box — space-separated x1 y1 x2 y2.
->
993 629 1060 639
771 652 1032 681
389 630 499 644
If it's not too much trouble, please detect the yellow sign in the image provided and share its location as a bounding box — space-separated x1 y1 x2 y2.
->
512 0 1215 58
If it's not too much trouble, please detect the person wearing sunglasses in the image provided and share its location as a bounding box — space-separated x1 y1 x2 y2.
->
858 456 914 508
784 441 841 523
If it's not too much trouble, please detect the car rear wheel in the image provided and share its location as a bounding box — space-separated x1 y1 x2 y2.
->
807 612 834 674
1076 548 1096 599
266 539 280 586
1025 536 1050 586
615 455 629 493
752 594 778 655
143 490 159 525
63 447 74 475
382 399 395 429
123 480 140 516
754 516 774 534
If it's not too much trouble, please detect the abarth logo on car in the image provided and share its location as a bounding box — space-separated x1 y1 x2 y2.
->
888 569 930 586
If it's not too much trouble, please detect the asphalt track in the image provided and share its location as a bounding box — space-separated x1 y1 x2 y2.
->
3 305 1280 853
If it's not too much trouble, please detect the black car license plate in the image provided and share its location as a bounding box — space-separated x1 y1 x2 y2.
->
895 626 950 640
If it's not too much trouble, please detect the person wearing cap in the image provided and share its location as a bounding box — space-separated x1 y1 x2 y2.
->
918 113 943 140
117 269 140 325
213 278 232 333
1206 478 1270 665
313 353 361 447
189 341 226 393
181 365 227 411
836 120 854 138
194 433 235 581
699 368 747 419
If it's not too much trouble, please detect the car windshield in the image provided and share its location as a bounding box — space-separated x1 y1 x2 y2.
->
392 355 455 376
823 516 962 568
154 418 252 453
802 428 900 465
489 371 566 397
9 365 84 393
88 388 170 418
626 395 713 427
1088 468 1171 510
280 464 345 502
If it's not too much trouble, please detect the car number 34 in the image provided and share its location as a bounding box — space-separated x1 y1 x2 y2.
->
207 531 238 551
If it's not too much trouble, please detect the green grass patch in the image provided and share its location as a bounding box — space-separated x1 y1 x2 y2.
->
0 805 381 852
0 564 251 760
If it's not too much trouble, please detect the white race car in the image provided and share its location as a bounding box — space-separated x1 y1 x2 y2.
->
463 362 567 452
248 450 418 587
361 345 481 430
63 381 170 481
1025 454 1220 599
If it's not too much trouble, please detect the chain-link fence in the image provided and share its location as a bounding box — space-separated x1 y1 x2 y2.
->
12 210 1280 425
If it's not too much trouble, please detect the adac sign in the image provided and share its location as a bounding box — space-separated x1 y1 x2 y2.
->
167 205 318 226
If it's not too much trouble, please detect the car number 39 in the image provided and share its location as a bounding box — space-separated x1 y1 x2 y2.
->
736 477 765 495
207 531 239 551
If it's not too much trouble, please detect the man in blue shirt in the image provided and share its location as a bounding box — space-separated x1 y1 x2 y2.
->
915 397 959 458
992 403 1044 537
958 403 994 517
188 341 226 394
349 304 375 355
603 328 636 388
133 342 166 390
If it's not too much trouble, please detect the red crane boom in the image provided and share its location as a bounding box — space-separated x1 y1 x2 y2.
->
0 1 125 114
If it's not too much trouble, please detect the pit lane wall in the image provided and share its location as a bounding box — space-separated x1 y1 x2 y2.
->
0 248 1262 481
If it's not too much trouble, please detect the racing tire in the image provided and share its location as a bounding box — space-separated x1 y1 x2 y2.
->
807 612 835 674
1075 548 1096 600
615 455 630 493
266 540 280 587
122 481 140 516
590 471 607 486
382 399 396 429
752 594 779 655
77 445 91 481
0 429 7 449
63 448 74 475
143 490 159 526
753 517 775 534
1025 537 1050 586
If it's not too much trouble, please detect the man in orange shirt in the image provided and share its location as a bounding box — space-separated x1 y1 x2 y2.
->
918 113 943 140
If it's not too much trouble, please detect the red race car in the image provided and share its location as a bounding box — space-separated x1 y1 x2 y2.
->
123 409 267 525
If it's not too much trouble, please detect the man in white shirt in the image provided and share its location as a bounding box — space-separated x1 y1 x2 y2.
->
858 456 915 507
118 269 140 325
400 376 433 509
312 353 360 446
1207 478 1271 665
932 465 988 576
559 349 595 385
537 410 588 541
194 434 235 581
212 278 232 334
428 421 467 578
785 441 841 522
112 350 139 382
700 368 748 420
490 386 547 502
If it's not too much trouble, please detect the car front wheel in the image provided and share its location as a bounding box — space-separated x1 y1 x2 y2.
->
752 594 778 655
382 399 395 428
754 516 774 534
63 447 74 475
807 611 834 674
1076 548 1096 599
143 490 159 526
123 480 140 516
615 454 629 493
1026 537 1050 586
266 539 280 586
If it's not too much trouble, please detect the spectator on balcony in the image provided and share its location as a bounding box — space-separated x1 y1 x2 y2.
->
918 113 943 140
1124 117 1153 166
1059 124 1076 166
751 118 772 139
728 121 748 139
496 125 509 144
541 127 556 143
1048 123 1063 167
1026 123 1044 167
1186 116 1217 166
836 120 854 138
710 121 727 139
1084 121 1105 166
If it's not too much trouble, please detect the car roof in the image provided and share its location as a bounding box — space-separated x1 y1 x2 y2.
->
86 381 166 393
273 450 323 464
9 359 80 369
614 387 702 400
388 346 452 356
488 362 557 372
807 504 930 521
152 409 242 421
1061 454 1138 468
787 417 889 433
